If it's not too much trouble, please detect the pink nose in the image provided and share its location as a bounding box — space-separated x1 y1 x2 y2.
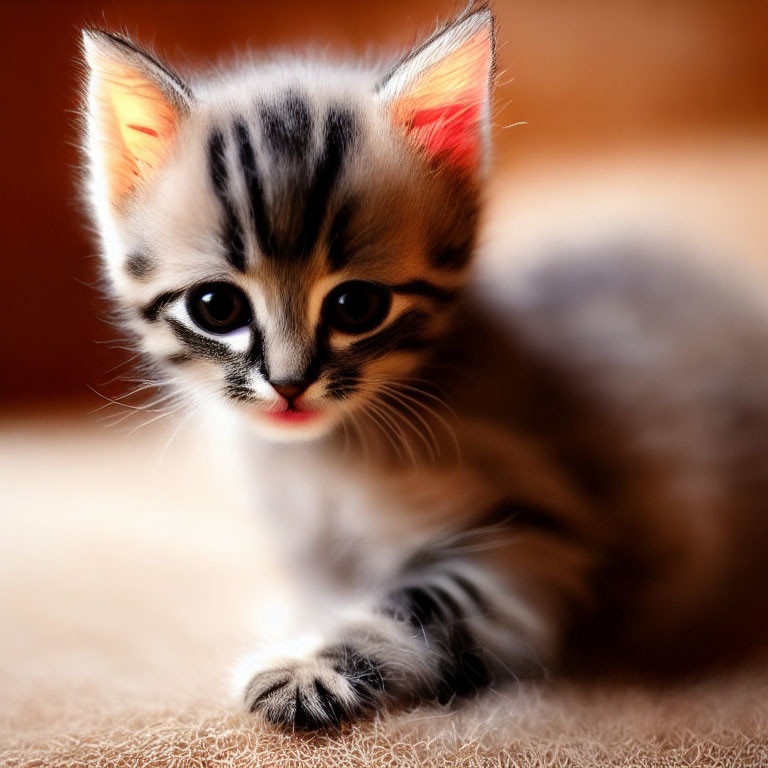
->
270 380 310 401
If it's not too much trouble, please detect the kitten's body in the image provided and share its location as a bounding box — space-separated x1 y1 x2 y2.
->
249 249 768 672
81 5 768 730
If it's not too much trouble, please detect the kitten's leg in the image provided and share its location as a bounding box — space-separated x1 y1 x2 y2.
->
244 511 592 729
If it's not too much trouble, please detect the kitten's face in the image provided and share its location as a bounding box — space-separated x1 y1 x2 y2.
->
83 11 494 442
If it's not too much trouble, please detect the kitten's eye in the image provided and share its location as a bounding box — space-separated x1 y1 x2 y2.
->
323 280 392 334
187 282 252 334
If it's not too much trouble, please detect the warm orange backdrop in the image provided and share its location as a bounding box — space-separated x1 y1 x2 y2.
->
1 0 767 405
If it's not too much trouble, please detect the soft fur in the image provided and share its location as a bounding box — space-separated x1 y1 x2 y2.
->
80 3 768 731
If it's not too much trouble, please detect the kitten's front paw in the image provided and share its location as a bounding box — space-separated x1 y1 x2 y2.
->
244 645 385 730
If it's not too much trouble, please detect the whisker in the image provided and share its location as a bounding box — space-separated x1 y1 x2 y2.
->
374 381 461 462
371 397 422 468
376 388 438 462
88 384 171 414
157 400 203 465
365 399 412 466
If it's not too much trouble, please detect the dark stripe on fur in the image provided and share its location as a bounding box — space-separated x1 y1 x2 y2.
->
319 644 385 703
261 93 312 159
165 353 192 366
166 317 237 361
482 499 570 537
224 369 254 401
437 622 492 701
312 679 346 726
452 573 492 616
430 585 463 615
295 109 357 259
141 289 183 322
293 688 312 730
247 678 289 711
234 119 274 260
294 327 327 391
391 280 458 304
431 236 474 270
246 326 267 377
382 579 492 701
326 198 359 271
346 310 430 360
326 366 360 400
398 585 447 627
125 252 153 280
208 130 247 271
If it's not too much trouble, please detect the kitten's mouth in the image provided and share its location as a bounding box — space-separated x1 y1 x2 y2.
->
252 403 334 442
264 406 320 426
248 402 335 441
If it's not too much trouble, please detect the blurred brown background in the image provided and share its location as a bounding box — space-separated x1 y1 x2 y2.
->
1 0 767 407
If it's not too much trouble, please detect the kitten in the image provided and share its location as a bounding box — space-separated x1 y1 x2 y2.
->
81 3 768 730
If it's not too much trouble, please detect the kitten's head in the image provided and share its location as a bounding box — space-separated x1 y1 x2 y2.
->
81 6 495 442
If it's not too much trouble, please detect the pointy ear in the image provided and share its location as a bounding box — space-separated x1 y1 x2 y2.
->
377 6 495 175
81 30 192 211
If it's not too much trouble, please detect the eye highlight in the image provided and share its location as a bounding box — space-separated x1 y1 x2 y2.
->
323 280 392 334
187 282 252 334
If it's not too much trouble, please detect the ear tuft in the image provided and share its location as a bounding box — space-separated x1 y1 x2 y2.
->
377 7 495 174
81 30 192 209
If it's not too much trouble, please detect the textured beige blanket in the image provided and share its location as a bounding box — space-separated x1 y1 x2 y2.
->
5 674 768 766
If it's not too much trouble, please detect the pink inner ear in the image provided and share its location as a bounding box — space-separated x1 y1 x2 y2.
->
407 102 483 170
391 27 492 172
88 52 180 205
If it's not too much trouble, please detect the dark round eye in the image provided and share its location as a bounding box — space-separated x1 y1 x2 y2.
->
323 280 391 334
187 282 252 334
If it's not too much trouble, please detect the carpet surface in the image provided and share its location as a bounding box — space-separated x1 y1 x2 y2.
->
5 675 768 767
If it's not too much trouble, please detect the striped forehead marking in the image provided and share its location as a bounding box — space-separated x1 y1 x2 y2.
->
208 130 247 272
206 94 358 270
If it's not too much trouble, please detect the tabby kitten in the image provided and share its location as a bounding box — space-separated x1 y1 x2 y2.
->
81 4 768 730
